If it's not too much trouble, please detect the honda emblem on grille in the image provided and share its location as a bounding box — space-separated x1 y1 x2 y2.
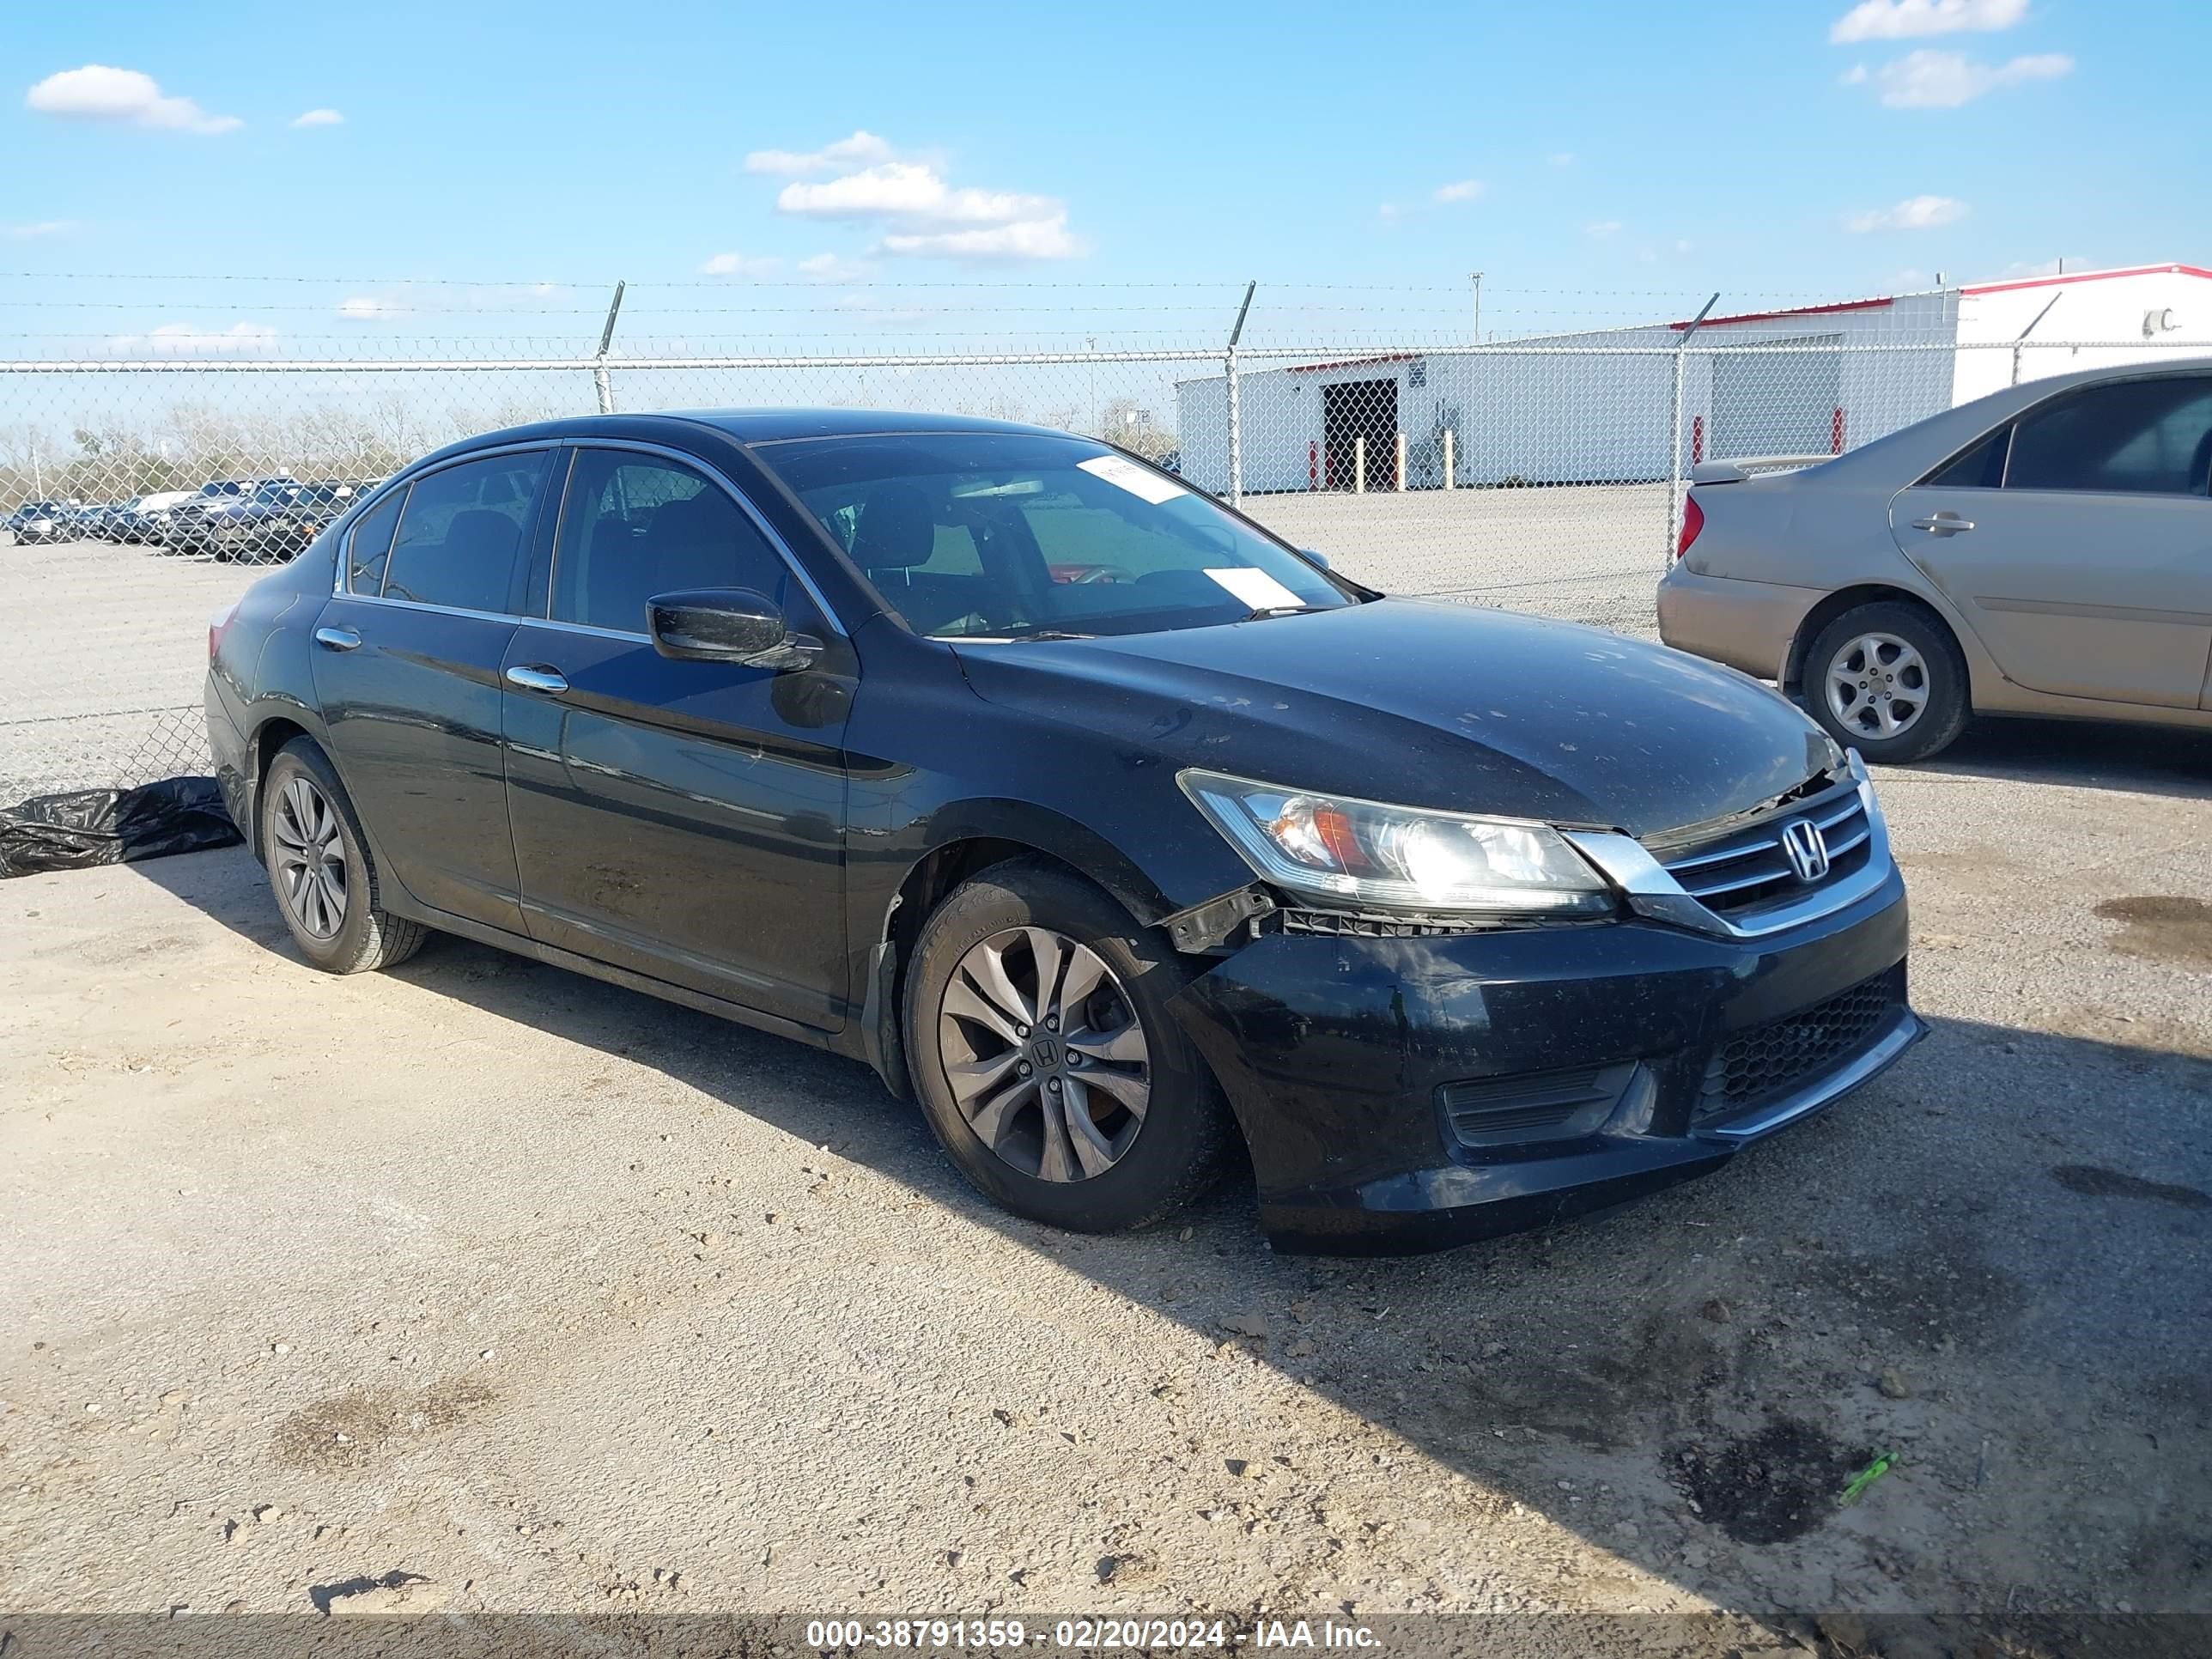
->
1782 819 1831 883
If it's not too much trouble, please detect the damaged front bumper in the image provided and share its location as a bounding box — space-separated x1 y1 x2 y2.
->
1167 859 1918 1255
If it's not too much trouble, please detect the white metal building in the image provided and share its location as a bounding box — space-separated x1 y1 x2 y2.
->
1176 263 2212 495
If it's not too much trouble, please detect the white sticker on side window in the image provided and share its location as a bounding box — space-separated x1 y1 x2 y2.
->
1077 453 1187 504
1204 567 1305 611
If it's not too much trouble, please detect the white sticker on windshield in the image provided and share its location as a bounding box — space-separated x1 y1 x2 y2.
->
1204 567 1304 611
1078 453 1187 504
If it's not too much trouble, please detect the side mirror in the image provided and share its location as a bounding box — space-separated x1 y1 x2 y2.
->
1300 547 1331 570
647 588 817 670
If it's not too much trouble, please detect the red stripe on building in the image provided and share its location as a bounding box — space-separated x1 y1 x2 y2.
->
1960 263 2212 296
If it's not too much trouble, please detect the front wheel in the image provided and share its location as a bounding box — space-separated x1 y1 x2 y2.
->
1802 601 1971 764
902 860 1233 1234
260 738 428 974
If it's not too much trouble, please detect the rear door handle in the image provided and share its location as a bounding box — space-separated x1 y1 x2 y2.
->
312 626 361 652
1910 514 1975 535
504 664 568 695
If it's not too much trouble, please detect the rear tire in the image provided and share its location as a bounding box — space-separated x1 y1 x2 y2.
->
259 738 428 975
903 860 1232 1234
1802 601 1970 764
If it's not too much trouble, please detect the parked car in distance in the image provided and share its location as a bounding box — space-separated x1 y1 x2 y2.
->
209 410 1922 1254
156 477 297 554
5 500 82 545
180 479 374 563
118 489 199 544
1660 359 2212 763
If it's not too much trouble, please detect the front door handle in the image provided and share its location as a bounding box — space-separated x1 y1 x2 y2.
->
1910 514 1975 536
312 626 361 651
504 664 568 695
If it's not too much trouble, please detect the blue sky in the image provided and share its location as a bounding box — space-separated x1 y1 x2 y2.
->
1 0 2202 349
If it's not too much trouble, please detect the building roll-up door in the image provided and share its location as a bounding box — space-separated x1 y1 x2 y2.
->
1710 334 1844 459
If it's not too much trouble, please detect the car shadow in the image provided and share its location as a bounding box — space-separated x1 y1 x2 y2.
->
1903 715 2212 799
126 847 2212 1632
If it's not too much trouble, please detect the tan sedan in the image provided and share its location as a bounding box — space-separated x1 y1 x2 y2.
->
1658 360 2212 761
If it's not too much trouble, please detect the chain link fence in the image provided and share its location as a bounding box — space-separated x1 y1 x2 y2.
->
3 291 2203 804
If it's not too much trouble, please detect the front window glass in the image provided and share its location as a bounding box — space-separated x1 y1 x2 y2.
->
551 450 789 633
761 432 1348 639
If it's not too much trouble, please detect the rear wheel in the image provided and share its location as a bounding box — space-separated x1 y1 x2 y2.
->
903 860 1232 1233
1802 601 1970 764
260 738 428 974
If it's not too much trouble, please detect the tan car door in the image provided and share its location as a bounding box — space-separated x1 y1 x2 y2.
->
1889 374 2212 711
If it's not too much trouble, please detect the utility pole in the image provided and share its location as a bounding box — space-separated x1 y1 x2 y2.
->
1470 270 1484 345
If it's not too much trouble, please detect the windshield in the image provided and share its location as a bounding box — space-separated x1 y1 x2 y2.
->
760 431 1351 639
252 483 300 505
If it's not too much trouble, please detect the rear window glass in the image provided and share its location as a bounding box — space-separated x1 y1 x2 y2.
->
1923 426 2009 489
2005 377 2212 496
380 452 548 612
346 487 405 592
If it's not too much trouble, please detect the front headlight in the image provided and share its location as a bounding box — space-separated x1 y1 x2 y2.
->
1178 769 1613 917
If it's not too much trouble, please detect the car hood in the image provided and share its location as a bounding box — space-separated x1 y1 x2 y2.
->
950 599 1835 837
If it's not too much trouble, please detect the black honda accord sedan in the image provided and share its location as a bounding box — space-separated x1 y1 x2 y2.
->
206 410 1923 1253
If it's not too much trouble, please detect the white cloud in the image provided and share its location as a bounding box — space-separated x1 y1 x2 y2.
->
337 296 394 319
1584 219 1623 238
290 107 343 128
1376 202 1405 223
876 216 1079 262
762 147 1079 264
1548 151 1576 167
1432 178 1484 204
797 252 872 283
1845 193 1970 231
701 251 781 276
1860 48 2071 107
1830 0 2027 43
25 65 240 134
109 321 279 355
777 162 1056 228
1842 63 1870 83
6 219 76 239
744 131 894 176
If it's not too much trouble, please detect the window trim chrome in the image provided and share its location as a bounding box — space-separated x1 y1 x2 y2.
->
1564 751 1896 941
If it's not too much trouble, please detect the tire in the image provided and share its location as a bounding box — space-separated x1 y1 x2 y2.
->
902 860 1233 1234
259 738 428 975
1802 600 1971 764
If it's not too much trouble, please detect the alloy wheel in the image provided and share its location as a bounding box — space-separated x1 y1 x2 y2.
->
271 775 349 939
1825 631 1928 740
937 927 1151 1182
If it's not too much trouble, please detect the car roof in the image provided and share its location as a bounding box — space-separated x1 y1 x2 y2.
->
410 407 1082 466
1783 354 2212 487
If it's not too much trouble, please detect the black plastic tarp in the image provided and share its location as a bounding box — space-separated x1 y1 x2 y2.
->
0 776 242 879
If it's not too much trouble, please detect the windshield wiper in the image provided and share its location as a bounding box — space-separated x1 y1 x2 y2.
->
996 625 1094 641
1243 604 1326 620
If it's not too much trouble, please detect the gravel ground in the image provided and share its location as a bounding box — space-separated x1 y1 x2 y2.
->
3 716 2208 1651
0 538 258 800
0 495 1660 803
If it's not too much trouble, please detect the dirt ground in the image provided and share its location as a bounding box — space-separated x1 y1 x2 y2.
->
2 718 2209 1655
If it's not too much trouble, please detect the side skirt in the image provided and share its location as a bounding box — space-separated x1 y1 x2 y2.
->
380 894 890 1081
